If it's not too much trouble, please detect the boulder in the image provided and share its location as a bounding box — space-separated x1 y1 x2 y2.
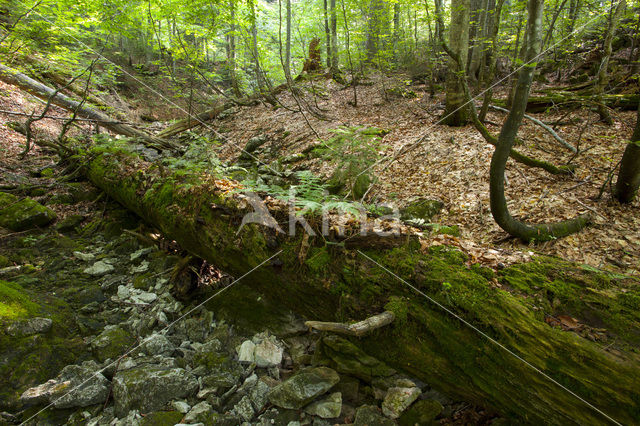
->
112 365 198 417
0 192 56 231
6 317 52 337
237 340 256 363
83 260 115 276
140 333 174 357
232 395 255 422
90 325 135 362
400 198 443 221
304 392 342 419
354 405 395 426
254 335 283 367
381 386 422 419
398 399 443 425
268 367 340 409
183 401 213 424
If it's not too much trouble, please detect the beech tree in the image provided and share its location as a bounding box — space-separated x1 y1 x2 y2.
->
614 104 640 203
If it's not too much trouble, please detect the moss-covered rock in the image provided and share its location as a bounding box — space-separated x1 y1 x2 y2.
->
0 192 56 231
268 367 340 409
90 325 135 362
398 399 443 425
140 410 184 426
400 199 444 221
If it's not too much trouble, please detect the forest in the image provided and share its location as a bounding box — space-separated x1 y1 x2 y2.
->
0 0 639 424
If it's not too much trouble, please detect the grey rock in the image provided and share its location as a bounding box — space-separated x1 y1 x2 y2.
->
233 395 255 422
112 365 198 417
171 400 191 414
354 405 395 426
249 379 271 412
90 325 135 362
140 333 174 356
381 386 421 419
131 290 157 304
6 317 52 337
304 392 342 419
268 367 340 409
20 380 69 407
84 260 114 276
237 340 256 363
0 192 56 231
254 336 283 368
73 251 95 261
184 401 213 424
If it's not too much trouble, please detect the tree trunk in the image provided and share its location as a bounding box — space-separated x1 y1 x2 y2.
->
0 63 175 150
329 0 339 76
441 0 471 126
324 0 332 68
614 104 640 202
494 93 640 113
83 144 640 425
489 0 591 242
226 0 242 98
595 0 626 125
285 0 292 82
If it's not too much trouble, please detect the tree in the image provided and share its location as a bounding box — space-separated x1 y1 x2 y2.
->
595 0 626 125
614 105 640 203
488 0 591 242
441 0 471 126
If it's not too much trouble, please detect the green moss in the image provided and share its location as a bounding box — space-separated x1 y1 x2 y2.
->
384 296 409 325
305 247 331 273
0 280 40 320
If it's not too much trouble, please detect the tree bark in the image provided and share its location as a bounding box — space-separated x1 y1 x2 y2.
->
82 145 640 425
595 0 626 125
441 0 471 126
0 63 176 150
614 104 640 202
489 0 591 242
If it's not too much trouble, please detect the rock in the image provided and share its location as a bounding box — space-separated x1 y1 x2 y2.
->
314 335 395 382
112 365 198 417
254 335 283 367
237 340 256 363
140 411 183 426
232 395 255 422
131 290 157 304
117 285 131 299
354 405 395 426
53 364 110 409
6 317 52 337
381 386 422 419
0 192 56 231
268 367 340 409
249 379 271 412
73 251 95 261
140 333 174 356
55 214 85 232
183 401 213 424
400 198 443 221
304 392 342 419
398 399 443 425
20 364 110 409
91 325 135 362
84 260 114 276
171 400 191 414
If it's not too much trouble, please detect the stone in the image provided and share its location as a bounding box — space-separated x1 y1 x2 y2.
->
140 333 174 356
233 395 255 422
140 411 183 426
117 285 131 299
132 291 157 304
91 325 135 362
112 365 198 417
237 340 256 363
55 214 85 232
84 261 114 276
249 379 271 412
314 335 395 383
398 399 443 425
6 317 52 337
20 380 69 407
0 192 56 231
183 401 213 424
304 392 342 419
400 198 443 221
354 405 395 426
73 251 95 261
171 400 191 414
254 336 283 368
381 386 422 419
268 367 340 409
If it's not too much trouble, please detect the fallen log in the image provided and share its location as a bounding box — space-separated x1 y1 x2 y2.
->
84 144 640 424
495 93 640 113
0 63 176 150
305 311 395 337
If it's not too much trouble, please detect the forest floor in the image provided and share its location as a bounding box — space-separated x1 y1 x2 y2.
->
2 72 639 279
205 73 640 276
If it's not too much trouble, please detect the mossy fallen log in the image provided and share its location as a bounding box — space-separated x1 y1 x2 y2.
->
494 93 640 113
84 145 640 424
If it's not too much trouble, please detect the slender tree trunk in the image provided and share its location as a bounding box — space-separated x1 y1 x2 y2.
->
489 0 591 242
567 0 580 35
479 0 505 121
249 0 266 93
434 0 444 41
542 0 569 48
324 0 332 68
614 105 640 202
227 0 241 98
285 0 292 81
330 0 339 75
596 0 626 125
441 0 471 126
